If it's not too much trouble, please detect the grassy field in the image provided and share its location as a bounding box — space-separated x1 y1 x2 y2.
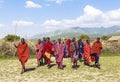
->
0 56 120 82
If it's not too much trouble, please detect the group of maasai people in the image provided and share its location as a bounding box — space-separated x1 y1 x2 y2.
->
14 37 102 74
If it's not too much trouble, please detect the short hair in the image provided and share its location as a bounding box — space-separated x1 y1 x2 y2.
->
47 37 50 40
86 39 90 44
78 39 82 41
21 38 25 41
58 38 61 41
97 37 100 40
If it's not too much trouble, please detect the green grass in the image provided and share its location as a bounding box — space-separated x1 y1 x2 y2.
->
0 53 17 60
1 52 120 60
101 52 120 56
0 57 120 82
0 53 36 60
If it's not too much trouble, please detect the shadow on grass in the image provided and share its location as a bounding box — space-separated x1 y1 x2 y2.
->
24 68 36 73
50 64 56 68
40 62 47 66
50 61 54 63
63 65 66 69
87 64 101 69
72 65 80 70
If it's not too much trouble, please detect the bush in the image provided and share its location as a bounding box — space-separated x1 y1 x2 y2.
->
4 34 20 42
0 40 16 56
101 35 111 40
102 41 120 53
79 34 90 40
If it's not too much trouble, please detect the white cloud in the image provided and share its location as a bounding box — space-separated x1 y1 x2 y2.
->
42 5 120 29
43 19 61 26
25 1 42 8
56 0 63 4
12 20 34 27
0 23 5 27
45 0 64 4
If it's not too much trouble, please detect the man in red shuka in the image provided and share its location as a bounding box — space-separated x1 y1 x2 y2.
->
43 37 53 69
91 37 102 66
14 38 29 74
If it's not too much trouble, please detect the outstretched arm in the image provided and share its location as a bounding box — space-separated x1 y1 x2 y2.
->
14 43 17 48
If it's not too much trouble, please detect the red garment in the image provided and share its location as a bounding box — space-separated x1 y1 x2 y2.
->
91 41 102 57
17 42 29 69
43 41 53 54
36 43 43 65
82 44 91 64
66 39 71 57
43 41 53 65
91 41 102 62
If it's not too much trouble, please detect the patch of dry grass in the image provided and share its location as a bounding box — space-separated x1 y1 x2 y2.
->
0 57 120 82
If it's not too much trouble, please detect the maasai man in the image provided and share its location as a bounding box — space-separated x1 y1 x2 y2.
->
64 39 68 58
52 40 57 57
82 39 91 65
91 37 102 66
36 39 43 67
41 37 47 64
14 38 29 74
43 37 53 69
66 39 71 57
78 39 84 62
70 37 78 68
56 38 65 70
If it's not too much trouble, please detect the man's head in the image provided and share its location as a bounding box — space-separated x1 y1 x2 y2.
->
43 37 46 42
97 37 100 42
78 39 82 42
72 37 76 42
46 37 50 42
58 38 61 43
21 38 25 44
38 39 41 44
86 39 90 44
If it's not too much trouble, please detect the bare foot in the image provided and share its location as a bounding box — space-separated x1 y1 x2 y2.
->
20 69 24 74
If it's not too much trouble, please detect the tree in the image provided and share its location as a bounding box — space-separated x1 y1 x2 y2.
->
4 34 20 42
79 34 90 39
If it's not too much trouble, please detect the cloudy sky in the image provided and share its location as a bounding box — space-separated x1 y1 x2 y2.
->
0 0 120 38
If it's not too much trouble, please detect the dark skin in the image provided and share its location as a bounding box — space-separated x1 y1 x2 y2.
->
46 37 50 42
86 39 90 44
43 37 46 42
71 37 78 68
14 38 25 48
72 37 76 42
14 38 26 74
97 38 100 42
58 38 61 44
38 39 41 44
78 39 82 43
78 39 83 62
36 39 41 52
96 38 102 49
21 38 25 44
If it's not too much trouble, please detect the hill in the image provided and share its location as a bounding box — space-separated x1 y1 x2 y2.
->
31 26 120 39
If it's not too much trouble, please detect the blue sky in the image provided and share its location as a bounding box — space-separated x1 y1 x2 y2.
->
0 0 120 38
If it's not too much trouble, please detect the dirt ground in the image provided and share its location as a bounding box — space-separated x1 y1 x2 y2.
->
0 57 120 82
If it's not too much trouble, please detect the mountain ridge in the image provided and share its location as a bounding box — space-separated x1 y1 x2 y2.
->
31 26 120 39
